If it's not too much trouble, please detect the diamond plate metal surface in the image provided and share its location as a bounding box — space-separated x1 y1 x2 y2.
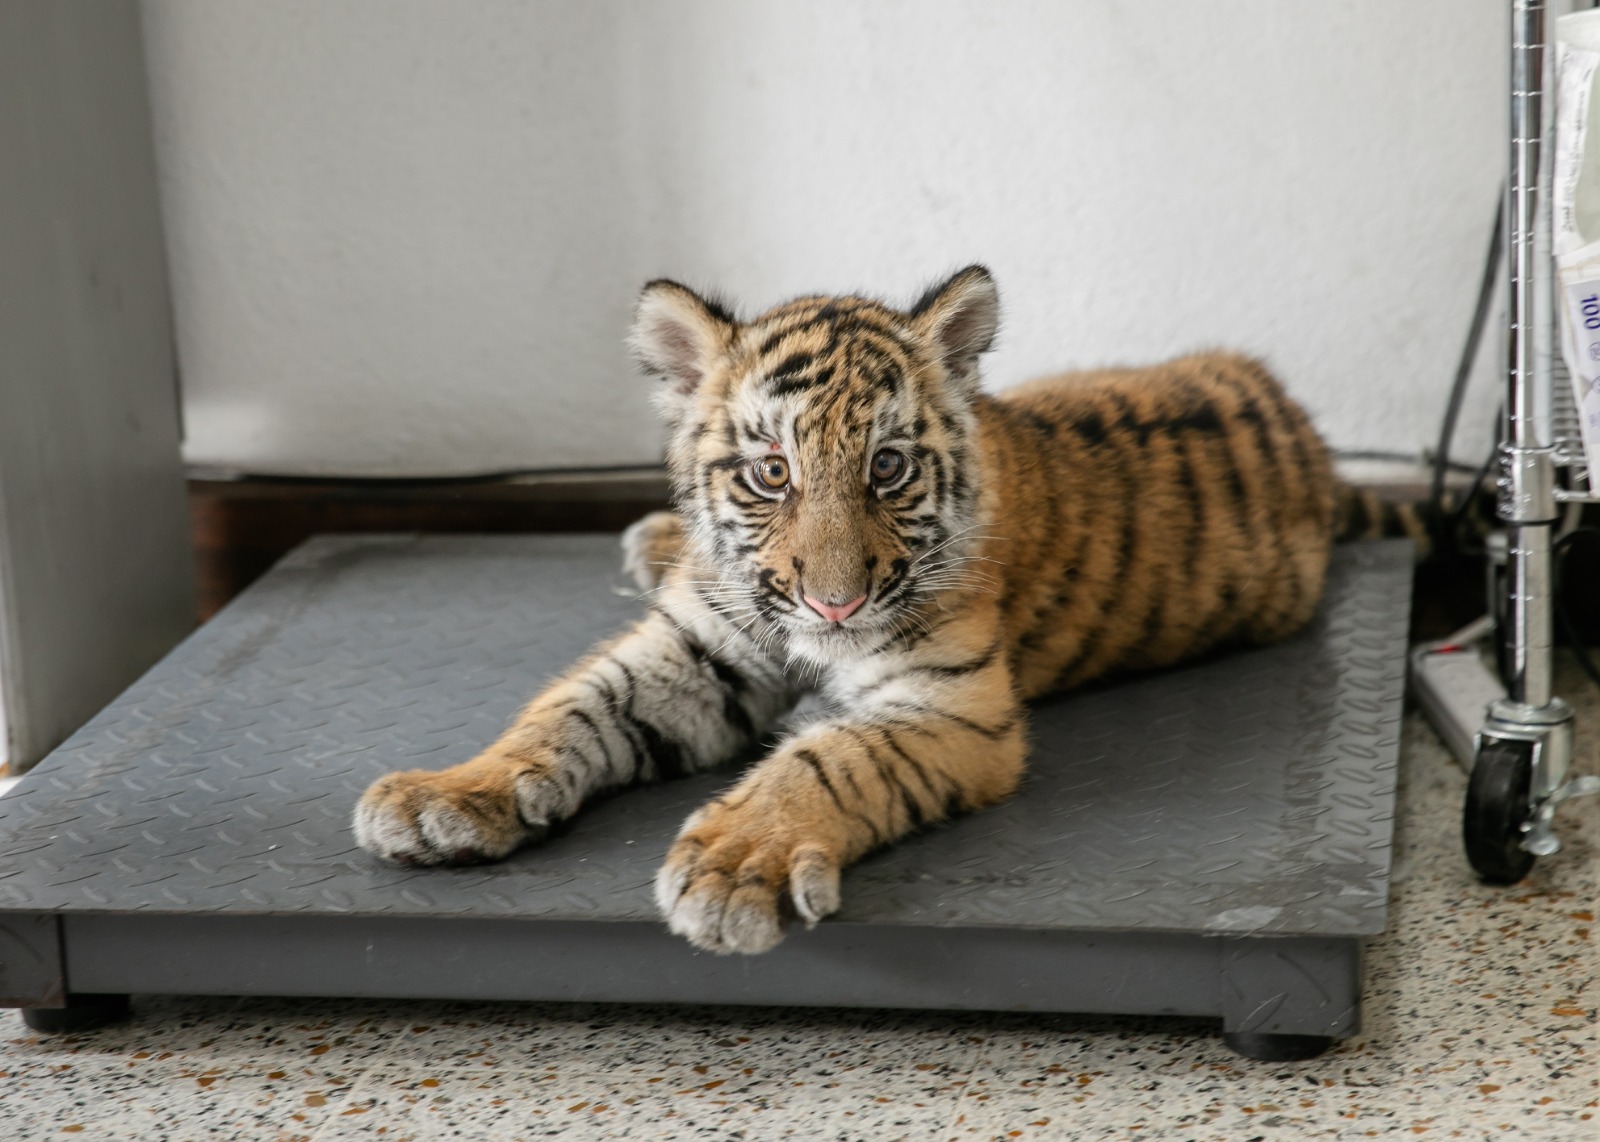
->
0 535 1411 938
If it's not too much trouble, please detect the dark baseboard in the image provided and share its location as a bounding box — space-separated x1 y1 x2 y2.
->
190 469 670 620
189 471 1490 640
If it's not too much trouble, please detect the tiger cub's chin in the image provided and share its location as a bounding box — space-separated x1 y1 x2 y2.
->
783 618 893 667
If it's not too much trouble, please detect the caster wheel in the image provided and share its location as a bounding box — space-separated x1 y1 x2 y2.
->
21 994 131 1034
1222 1032 1335 1061
1464 739 1537 885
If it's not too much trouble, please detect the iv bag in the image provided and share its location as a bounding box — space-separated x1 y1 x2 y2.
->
1552 10 1600 473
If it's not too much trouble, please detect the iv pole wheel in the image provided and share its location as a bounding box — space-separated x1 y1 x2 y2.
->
1463 738 1537 885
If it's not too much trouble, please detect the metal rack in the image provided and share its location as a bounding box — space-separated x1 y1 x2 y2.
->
1412 0 1600 882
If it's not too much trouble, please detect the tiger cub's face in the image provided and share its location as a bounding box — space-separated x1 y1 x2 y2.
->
630 266 1000 665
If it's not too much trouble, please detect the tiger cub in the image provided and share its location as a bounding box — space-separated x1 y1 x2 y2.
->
354 266 1345 954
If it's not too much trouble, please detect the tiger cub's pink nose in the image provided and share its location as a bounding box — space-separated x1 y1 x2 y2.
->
802 593 867 624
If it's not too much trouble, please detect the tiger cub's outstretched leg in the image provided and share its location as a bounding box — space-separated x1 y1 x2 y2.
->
353 575 793 866
656 601 1026 954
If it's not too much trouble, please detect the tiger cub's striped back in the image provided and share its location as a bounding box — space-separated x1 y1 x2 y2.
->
980 352 1337 699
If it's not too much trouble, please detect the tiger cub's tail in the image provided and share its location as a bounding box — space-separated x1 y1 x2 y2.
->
1332 475 1504 561
1332 482 1438 559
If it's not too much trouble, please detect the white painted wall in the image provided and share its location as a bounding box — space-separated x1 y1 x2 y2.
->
141 0 1510 478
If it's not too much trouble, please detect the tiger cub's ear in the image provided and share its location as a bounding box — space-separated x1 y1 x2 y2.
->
908 265 1000 393
630 280 737 421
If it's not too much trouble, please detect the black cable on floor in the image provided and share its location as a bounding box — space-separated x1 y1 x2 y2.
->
1442 424 1503 556
1430 198 1505 539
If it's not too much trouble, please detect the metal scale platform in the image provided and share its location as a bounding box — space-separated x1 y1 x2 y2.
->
0 535 1412 1059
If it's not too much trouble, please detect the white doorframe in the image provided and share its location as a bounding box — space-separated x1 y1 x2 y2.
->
0 1 196 772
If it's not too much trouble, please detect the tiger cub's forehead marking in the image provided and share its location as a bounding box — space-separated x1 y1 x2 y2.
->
736 297 922 399
696 294 960 485
729 365 915 454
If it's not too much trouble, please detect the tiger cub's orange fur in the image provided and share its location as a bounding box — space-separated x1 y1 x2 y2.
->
354 266 1341 954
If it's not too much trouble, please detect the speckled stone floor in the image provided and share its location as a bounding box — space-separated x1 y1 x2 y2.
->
1 664 1595 1141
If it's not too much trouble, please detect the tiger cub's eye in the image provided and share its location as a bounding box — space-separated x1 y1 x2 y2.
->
752 455 790 491
870 448 907 486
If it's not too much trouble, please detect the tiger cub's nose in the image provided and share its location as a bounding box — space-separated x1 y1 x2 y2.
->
802 593 867 624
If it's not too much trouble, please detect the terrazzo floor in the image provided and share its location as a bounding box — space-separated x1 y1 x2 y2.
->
1 665 1596 1141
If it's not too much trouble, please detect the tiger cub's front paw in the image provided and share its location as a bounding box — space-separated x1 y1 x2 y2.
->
654 799 843 954
353 763 570 867
620 511 685 593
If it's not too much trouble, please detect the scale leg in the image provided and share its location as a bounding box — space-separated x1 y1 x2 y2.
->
21 994 131 1034
1222 1031 1335 1062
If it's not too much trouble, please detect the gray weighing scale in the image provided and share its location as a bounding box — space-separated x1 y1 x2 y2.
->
0 534 1412 1061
